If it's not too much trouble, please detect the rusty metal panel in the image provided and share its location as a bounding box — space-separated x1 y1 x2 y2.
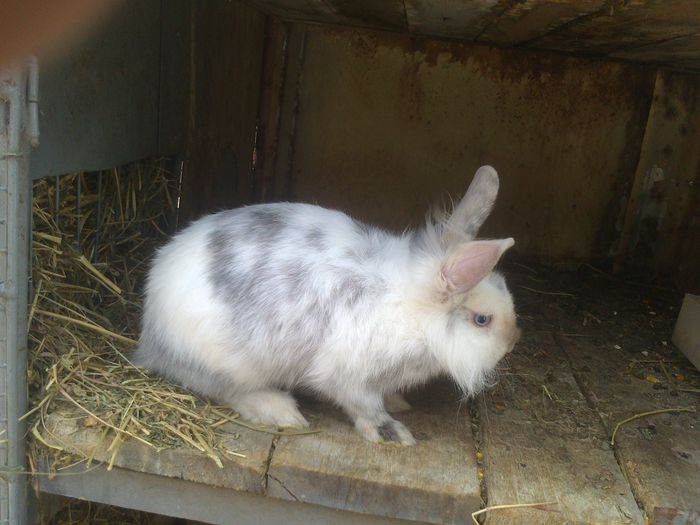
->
281 26 655 263
29 0 162 179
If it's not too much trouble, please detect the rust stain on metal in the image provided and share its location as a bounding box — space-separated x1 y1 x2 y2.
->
285 25 657 262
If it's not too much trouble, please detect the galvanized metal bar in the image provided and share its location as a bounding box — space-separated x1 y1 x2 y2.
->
27 58 40 148
0 64 31 525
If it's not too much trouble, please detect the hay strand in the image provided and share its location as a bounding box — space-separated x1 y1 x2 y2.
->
471 501 558 524
610 406 696 447
27 160 247 472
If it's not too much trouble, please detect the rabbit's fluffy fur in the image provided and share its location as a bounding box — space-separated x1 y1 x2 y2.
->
135 166 519 444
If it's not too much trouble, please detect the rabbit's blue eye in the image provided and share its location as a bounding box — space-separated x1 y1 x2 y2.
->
473 314 492 327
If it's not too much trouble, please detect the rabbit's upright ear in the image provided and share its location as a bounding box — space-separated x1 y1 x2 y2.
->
443 166 500 245
440 238 514 296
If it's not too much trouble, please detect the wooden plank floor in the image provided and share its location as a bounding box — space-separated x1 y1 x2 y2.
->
268 382 479 524
37 265 700 524
485 265 700 524
546 270 700 523
42 409 274 493
479 331 643 524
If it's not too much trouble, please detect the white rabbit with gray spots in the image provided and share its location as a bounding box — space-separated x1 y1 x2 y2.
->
135 165 520 444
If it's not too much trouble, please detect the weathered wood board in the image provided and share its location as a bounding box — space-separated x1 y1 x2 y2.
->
246 0 700 70
179 0 266 223
34 266 700 523
249 0 406 30
612 34 700 65
614 70 700 276
38 461 426 525
268 382 480 525
531 0 700 58
560 334 700 518
476 0 606 46
479 332 643 525
403 0 497 39
510 265 700 521
42 410 274 493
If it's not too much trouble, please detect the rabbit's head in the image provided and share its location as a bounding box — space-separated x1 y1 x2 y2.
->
418 166 519 395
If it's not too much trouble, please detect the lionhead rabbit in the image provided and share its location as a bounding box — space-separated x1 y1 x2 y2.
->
135 166 519 444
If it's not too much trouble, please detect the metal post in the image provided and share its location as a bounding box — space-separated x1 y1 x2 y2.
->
0 63 32 525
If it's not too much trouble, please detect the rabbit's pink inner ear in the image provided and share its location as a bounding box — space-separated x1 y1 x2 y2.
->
442 238 514 294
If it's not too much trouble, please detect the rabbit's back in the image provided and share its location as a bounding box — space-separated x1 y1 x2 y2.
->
138 203 402 390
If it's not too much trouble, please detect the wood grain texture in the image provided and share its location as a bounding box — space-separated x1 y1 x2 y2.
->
268 382 480 525
327 0 406 30
248 0 405 29
480 332 643 525
34 267 700 522
157 0 191 157
42 410 274 493
247 0 700 70
403 0 498 38
511 266 700 519
476 0 606 45
612 34 700 66
252 17 290 202
530 0 700 56
560 334 700 517
614 70 700 276
39 461 424 525
179 0 266 222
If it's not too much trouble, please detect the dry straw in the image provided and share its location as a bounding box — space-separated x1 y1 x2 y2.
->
26 160 245 472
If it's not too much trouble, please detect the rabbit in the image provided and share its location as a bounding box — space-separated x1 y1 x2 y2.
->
134 165 520 445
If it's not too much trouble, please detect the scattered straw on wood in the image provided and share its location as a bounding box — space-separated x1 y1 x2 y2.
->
26 161 249 472
610 406 697 447
471 501 558 524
